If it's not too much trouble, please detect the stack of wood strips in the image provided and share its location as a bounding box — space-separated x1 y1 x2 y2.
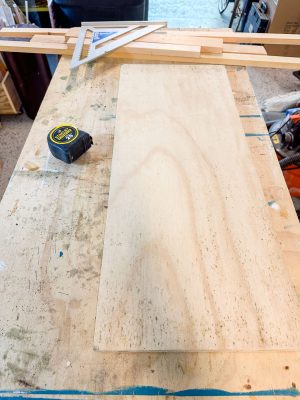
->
0 26 300 68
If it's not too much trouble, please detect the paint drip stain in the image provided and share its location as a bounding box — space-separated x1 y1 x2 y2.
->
1 386 299 397
0 260 7 271
268 200 280 211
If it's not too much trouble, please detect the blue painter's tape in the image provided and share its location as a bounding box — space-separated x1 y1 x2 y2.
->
0 386 299 397
171 388 300 397
1 397 81 400
104 386 168 396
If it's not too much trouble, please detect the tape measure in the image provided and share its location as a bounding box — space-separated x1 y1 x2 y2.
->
47 124 93 164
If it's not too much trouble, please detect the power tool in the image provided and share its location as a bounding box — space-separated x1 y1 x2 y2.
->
269 110 300 197
47 124 93 164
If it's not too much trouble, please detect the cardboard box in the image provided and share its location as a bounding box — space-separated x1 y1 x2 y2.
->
266 0 300 56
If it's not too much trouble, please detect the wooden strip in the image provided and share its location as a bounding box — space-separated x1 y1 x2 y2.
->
31 34 66 43
0 39 69 54
64 27 232 39
164 30 300 45
136 33 223 54
66 37 293 68
118 41 201 58
94 64 300 352
223 43 267 55
107 51 300 69
66 36 201 58
0 38 293 68
82 20 167 27
0 27 68 37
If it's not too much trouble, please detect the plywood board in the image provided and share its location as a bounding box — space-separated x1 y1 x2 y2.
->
94 64 300 352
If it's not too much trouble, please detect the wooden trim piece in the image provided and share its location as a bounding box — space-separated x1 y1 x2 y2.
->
67 37 201 58
31 34 66 43
0 27 68 37
107 50 300 69
65 27 233 38
123 41 201 58
222 43 267 55
0 36 295 68
0 39 69 54
82 20 168 27
165 30 300 45
137 34 223 54
1 28 300 46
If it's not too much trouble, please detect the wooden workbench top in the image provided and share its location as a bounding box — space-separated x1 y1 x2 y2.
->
0 56 299 397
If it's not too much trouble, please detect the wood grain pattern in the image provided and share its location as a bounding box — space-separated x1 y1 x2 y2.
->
94 64 300 352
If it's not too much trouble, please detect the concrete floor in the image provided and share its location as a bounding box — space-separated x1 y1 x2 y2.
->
148 0 231 28
0 3 299 206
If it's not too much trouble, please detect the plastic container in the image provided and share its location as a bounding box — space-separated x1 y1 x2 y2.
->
51 0 148 27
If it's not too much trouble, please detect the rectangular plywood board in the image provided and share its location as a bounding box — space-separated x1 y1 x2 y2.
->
94 64 300 352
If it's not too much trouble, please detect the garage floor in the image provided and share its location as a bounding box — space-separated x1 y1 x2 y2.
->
0 3 299 202
149 0 231 28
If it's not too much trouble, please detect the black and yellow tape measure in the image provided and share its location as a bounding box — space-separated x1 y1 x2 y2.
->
47 124 93 164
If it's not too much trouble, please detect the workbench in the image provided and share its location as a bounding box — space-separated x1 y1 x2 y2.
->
0 55 299 397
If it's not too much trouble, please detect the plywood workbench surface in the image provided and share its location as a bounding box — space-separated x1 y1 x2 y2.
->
0 53 299 397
